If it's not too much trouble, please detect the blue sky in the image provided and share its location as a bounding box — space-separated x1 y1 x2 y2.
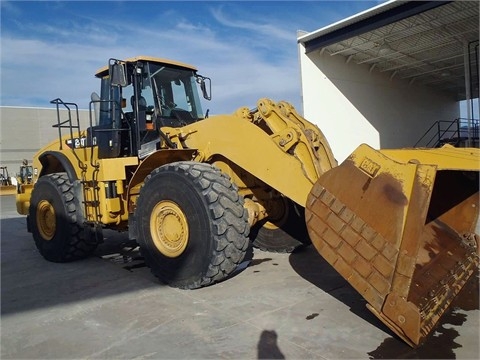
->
1 0 384 114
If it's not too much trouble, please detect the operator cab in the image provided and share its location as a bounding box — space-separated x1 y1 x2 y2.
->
91 56 211 159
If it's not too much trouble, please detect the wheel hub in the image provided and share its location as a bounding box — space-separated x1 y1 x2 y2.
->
263 197 289 230
150 200 189 258
36 199 56 240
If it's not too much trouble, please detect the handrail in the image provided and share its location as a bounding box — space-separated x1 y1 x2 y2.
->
50 98 80 151
49 98 87 177
414 118 479 148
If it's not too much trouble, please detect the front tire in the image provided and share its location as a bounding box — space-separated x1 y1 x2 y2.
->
29 173 98 262
135 162 250 289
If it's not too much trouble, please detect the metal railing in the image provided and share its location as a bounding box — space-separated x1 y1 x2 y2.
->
414 118 479 148
50 98 81 151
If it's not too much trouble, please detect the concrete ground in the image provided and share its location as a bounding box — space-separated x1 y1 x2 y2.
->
1 194 478 359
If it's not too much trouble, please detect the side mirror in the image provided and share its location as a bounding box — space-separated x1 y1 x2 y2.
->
109 59 128 87
196 75 211 101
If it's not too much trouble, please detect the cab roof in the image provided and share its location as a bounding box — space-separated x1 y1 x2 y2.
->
95 56 198 78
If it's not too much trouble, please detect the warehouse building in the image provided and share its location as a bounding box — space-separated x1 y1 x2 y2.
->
297 0 479 162
0 106 91 175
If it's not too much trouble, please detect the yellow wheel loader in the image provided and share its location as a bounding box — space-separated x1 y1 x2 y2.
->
17 160 34 186
0 166 16 195
16 56 479 347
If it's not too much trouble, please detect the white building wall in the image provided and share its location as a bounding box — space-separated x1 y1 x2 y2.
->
299 45 459 162
0 107 91 170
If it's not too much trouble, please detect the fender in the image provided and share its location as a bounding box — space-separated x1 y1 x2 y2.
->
38 151 79 181
127 149 197 197
126 148 197 241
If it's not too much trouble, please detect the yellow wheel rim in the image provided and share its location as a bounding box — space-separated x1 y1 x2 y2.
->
150 200 189 258
36 200 56 240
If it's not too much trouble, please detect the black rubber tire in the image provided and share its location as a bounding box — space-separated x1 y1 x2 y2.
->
134 161 250 289
251 199 310 253
29 173 98 262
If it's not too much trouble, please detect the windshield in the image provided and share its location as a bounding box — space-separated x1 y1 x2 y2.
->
143 63 205 122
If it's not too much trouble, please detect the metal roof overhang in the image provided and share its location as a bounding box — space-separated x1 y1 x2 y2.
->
298 0 479 101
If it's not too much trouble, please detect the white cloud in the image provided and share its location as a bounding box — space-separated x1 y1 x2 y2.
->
0 1 21 16
2 38 141 106
210 6 296 43
0 2 304 115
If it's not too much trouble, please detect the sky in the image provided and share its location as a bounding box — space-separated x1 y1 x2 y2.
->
0 0 385 115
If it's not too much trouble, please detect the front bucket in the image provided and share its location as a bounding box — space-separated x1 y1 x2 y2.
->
0 185 17 196
305 144 479 347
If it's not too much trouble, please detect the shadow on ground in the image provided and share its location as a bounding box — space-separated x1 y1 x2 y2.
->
257 330 285 359
1 215 254 316
289 245 391 333
290 244 479 359
1 217 160 316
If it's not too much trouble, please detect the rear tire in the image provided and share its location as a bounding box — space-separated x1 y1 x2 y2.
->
251 198 310 253
134 161 250 289
29 173 98 262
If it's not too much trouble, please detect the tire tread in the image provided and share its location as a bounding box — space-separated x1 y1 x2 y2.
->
30 173 97 262
138 161 249 289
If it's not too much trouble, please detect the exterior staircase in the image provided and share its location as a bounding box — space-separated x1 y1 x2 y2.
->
414 118 479 148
